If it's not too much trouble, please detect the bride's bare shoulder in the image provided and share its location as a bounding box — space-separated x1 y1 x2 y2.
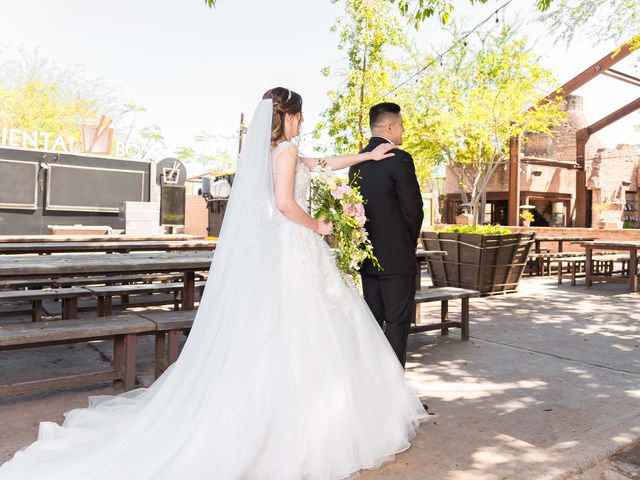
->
272 142 299 162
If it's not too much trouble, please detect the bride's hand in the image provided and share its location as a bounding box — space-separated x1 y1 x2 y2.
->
315 218 333 235
370 143 396 161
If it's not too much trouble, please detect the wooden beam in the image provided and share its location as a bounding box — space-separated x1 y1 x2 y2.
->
586 97 640 137
542 39 638 102
508 136 521 226
602 69 640 88
522 156 580 169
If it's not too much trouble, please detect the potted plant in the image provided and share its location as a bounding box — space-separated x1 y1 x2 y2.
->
520 210 534 229
422 225 536 296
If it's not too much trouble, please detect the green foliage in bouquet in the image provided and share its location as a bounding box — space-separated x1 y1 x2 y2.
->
441 224 512 235
309 169 382 284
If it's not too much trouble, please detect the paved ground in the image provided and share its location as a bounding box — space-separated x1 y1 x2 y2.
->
1 276 639 479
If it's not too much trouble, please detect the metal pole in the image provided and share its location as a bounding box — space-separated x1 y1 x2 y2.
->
238 113 246 156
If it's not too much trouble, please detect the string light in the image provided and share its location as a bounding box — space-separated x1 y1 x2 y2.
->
380 0 515 98
301 0 515 140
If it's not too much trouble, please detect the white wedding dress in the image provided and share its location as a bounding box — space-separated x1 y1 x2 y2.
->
0 100 425 480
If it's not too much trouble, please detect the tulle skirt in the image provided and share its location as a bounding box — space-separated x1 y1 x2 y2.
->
0 220 425 479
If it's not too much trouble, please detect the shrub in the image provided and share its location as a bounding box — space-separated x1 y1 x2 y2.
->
441 224 513 235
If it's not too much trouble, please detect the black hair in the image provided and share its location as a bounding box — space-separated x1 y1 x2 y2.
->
369 102 401 129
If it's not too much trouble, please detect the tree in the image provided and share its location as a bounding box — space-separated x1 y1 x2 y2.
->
138 124 166 159
0 47 117 146
203 0 553 27
540 0 640 49
175 131 237 174
399 25 566 226
313 0 406 154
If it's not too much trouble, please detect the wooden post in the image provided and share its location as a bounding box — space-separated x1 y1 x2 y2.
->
461 298 470 340
507 135 521 226
575 129 589 227
585 245 593 288
629 248 638 293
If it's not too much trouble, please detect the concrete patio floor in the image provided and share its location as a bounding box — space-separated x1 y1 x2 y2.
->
1 275 639 479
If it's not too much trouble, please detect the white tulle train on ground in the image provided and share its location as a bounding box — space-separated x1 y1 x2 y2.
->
0 100 425 480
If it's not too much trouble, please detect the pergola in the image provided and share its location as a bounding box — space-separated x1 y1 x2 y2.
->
507 38 640 227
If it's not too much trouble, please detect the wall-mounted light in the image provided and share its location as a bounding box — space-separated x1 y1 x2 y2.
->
532 170 543 177
622 180 631 187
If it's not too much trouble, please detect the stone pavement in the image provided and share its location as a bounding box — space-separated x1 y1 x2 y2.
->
1 276 639 479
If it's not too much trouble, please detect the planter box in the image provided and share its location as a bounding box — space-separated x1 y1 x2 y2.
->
422 231 536 296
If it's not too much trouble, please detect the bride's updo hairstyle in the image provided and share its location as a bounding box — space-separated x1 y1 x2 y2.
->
262 87 303 144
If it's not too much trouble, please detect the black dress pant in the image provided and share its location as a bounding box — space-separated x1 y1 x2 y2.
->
361 273 415 368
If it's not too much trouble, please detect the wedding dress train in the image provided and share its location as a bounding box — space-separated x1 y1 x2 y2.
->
0 100 425 480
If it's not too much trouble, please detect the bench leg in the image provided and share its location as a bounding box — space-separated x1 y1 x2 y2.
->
167 331 180 365
461 298 470 341
62 297 78 320
31 299 43 322
113 334 136 390
173 291 181 311
414 304 420 325
183 272 195 310
120 294 130 308
155 332 166 379
440 300 449 336
557 261 563 285
97 295 113 317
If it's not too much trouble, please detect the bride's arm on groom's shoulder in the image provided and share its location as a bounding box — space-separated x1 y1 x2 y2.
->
300 143 396 171
274 146 333 235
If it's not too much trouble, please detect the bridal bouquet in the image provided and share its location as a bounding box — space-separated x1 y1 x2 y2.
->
309 166 381 284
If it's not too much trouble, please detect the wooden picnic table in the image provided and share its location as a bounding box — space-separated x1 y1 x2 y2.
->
0 240 217 255
580 241 640 293
0 251 214 310
534 236 596 253
0 234 203 244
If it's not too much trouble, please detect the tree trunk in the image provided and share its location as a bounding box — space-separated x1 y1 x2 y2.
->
357 43 368 151
479 191 487 225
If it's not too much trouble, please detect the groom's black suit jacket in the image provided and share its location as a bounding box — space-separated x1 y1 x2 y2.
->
349 137 424 276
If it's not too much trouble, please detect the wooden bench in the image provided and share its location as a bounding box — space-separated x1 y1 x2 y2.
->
411 287 480 340
0 314 156 396
528 251 584 276
84 281 207 316
0 288 93 322
138 310 197 378
555 254 630 286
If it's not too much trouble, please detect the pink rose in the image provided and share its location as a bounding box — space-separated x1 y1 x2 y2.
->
331 188 344 200
344 203 356 216
356 214 366 227
355 203 365 217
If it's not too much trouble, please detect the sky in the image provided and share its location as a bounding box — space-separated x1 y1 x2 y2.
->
1 0 638 174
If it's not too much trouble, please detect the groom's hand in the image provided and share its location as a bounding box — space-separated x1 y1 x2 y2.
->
370 143 396 161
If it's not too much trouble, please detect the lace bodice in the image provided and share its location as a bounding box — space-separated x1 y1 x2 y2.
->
271 140 310 209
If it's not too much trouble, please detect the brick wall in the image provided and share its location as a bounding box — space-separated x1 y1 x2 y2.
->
185 195 208 236
443 95 640 229
588 144 639 226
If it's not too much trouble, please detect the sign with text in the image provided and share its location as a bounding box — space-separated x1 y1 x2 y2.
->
0 118 153 160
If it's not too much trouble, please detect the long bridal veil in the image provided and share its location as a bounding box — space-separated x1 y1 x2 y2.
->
0 98 297 479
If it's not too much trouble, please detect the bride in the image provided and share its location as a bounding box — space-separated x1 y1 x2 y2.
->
0 87 425 480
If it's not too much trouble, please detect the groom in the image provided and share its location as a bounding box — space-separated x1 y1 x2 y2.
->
349 103 423 368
